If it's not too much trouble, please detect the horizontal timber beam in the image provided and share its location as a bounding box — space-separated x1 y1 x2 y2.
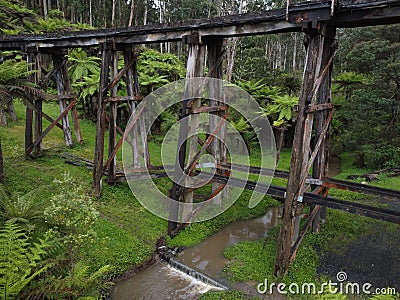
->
1 0 400 50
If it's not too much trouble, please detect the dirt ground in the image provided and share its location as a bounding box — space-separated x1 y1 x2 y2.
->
318 223 400 291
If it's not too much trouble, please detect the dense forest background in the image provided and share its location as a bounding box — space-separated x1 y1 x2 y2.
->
1 0 399 168
0 0 399 298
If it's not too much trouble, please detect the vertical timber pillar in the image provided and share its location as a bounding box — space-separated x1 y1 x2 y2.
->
33 51 42 156
312 26 336 231
107 49 119 183
25 52 34 157
123 48 141 169
206 37 226 204
93 44 112 196
168 34 206 236
274 23 337 277
52 50 73 148
59 49 83 144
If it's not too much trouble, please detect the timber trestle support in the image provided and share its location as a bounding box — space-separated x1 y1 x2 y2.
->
1 0 400 281
24 48 83 158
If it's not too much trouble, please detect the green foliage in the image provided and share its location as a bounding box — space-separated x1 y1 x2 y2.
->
199 290 250 299
331 25 400 168
369 292 400 300
137 48 185 95
0 189 43 227
0 59 43 108
0 1 94 34
230 117 250 132
44 172 99 260
29 261 111 299
335 72 368 86
0 222 50 300
68 49 101 82
262 94 298 127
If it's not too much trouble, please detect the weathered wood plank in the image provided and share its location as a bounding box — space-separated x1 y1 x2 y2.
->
107 50 119 183
123 50 141 169
93 45 111 197
274 28 326 277
26 101 76 155
52 52 73 147
168 39 206 236
182 41 206 225
2 0 400 50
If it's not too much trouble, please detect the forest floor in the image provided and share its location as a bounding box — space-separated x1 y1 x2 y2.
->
1 101 399 299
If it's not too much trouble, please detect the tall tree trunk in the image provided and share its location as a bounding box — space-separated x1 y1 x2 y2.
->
89 0 93 27
226 37 240 82
111 0 116 27
292 33 298 71
143 0 148 25
104 0 107 27
0 138 4 184
128 0 135 26
43 0 48 18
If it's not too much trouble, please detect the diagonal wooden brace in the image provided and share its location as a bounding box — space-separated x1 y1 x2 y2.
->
184 112 229 177
102 102 146 175
26 100 76 155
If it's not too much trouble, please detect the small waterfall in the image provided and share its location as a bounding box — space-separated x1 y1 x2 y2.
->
167 258 229 291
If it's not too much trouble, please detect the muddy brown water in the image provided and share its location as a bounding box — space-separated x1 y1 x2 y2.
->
110 208 280 299
111 157 342 299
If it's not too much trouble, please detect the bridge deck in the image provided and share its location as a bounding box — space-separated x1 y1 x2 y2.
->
0 0 400 50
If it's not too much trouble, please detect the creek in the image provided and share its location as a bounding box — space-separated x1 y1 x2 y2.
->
111 207 280 299
111 157 341 299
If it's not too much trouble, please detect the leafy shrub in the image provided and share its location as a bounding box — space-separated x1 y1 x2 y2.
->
44 172 99 261
353 144 400 169
0 189 43 227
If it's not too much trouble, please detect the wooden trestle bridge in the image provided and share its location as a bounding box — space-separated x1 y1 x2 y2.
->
1 0 400 277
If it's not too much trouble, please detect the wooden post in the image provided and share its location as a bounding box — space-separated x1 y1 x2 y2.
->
93 44 111 196
183 39 206 222
123 49 141 169
52 50 73 147
33 99 42 156
206 37 225 204
25 51 35 157
168 35 206 235
312 26 336 231
60 49 83 144
108 50 119 183
274 24 333 277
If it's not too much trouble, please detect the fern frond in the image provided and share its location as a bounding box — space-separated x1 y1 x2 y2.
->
0 222 50 299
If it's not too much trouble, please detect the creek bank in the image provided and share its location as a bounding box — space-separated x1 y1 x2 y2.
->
110 207 280 299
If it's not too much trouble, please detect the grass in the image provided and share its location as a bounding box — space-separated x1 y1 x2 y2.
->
0 101 280 286
210 153 400 299
1 101 399 298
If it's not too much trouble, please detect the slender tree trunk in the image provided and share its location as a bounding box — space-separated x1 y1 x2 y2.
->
89 0 93 27
104 0 107 27
111 0 116 27
0 138 4 184
128 0 135 26
143 0 148 25
292 33 298 71
226 37 239 82
283 44 288 71
43 0 48 18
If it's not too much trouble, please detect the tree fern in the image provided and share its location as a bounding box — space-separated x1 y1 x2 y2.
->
0 222 50 300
